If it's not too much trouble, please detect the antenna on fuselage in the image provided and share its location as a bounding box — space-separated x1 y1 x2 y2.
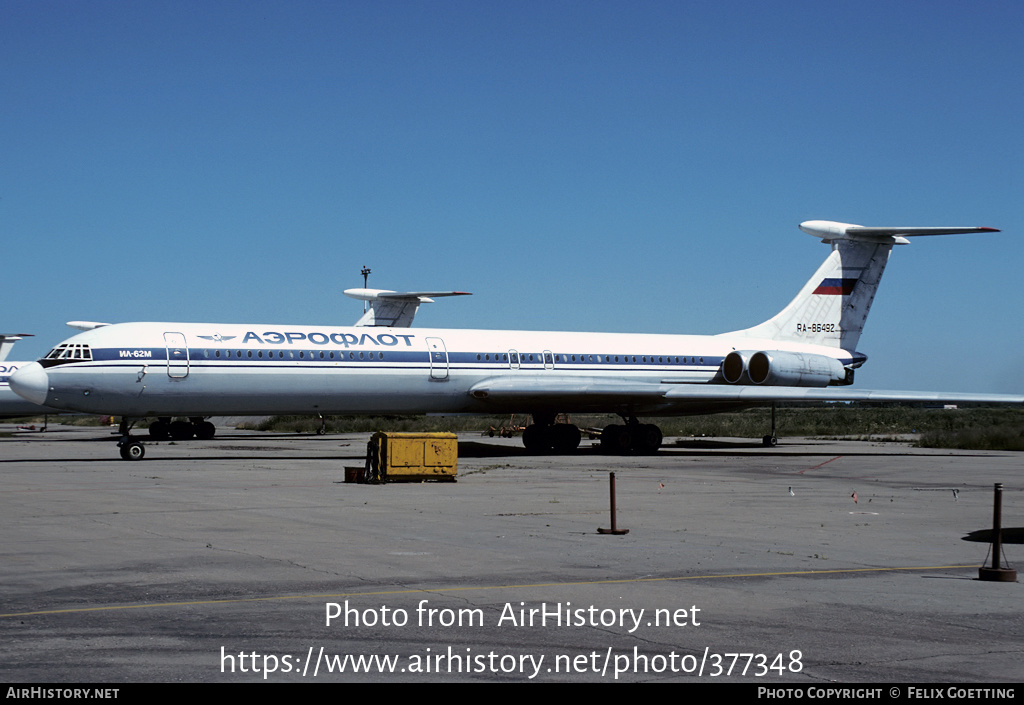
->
361 266 372 313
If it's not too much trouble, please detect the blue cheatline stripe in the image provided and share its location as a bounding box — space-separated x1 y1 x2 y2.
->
86 348 728 369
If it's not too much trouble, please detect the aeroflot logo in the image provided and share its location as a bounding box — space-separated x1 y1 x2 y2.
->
241 331 416 348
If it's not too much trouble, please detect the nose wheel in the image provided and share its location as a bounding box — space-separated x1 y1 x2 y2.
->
118 439 145 461
117 417 146 460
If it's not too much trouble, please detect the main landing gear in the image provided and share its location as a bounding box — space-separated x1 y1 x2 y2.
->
762 403 779 447
522 414 582 454
520 414 664 455
147 417 216 441
600 417 662 455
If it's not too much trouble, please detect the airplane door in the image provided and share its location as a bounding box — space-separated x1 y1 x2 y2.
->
164 332 189 379
426 337 448 380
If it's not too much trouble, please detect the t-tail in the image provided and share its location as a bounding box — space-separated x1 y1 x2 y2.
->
728 220 1000 353
0 334 33 363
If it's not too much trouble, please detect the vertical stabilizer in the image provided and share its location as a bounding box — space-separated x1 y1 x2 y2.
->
0 334 33 362
726 220 999 351
730 239 893 351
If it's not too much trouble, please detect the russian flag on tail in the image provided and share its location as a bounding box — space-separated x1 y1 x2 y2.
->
813 278 858 295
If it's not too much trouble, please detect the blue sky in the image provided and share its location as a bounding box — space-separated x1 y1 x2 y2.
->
3 1 1021 393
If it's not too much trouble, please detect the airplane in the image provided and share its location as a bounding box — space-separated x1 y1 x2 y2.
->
10 220 1022 460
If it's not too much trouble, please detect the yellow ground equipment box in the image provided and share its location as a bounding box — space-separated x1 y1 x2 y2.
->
363 432 458 483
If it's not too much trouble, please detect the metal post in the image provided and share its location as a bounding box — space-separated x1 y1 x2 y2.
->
979 483 1017 582
361 266 371 312
598 472 629 535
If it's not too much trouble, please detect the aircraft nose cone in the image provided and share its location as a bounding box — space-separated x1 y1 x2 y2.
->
10 361 50 405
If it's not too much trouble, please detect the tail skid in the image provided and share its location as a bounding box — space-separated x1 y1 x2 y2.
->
727 220 1000 353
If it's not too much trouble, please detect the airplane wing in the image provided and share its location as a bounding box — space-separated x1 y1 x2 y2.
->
470 376 669 401
468 376 1024 413
661 384 1024 404
344 288 472 327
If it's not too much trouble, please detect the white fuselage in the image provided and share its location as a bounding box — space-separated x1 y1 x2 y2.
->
13 321 858 418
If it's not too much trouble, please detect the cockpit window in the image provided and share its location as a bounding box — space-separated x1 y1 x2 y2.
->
39 344 93 367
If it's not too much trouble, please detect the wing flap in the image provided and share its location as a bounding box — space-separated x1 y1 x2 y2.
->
470 376 668 401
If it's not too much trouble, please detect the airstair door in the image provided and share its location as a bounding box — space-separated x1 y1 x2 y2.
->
426 337 448 380
164 332 189 378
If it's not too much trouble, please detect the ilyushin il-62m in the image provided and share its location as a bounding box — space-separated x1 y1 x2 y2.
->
11 220 1022 460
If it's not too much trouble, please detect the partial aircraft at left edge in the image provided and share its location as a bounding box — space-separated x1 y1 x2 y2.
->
0 333 60 418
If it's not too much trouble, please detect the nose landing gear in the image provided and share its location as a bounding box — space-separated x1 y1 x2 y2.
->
119 439 145 460
117 418 145 461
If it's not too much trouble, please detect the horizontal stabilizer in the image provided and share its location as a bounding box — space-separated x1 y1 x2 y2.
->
344 288 472 327
847 226 1000 237
800 220 999 244
66 321 111 331
344 288 472 302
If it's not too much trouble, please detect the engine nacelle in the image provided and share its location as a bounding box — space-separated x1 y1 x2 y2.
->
722 350 757 384
748 351 847 387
